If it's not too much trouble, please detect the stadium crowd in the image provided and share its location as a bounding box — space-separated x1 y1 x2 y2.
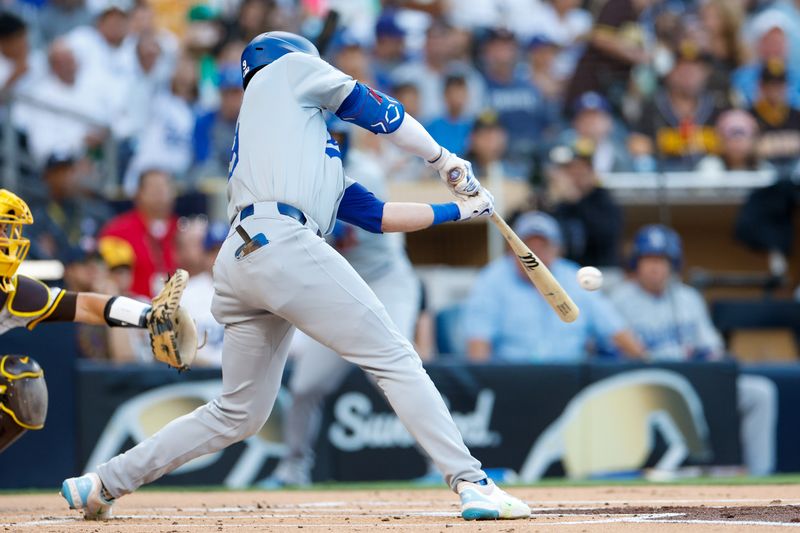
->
0 0 798 367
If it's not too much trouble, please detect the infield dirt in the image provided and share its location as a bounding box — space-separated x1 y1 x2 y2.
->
1 484 799 532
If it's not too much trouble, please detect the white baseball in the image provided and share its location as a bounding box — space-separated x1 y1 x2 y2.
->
577 266 603 291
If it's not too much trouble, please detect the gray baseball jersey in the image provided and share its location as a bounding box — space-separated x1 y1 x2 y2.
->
609 280 724 360
227 53 356 234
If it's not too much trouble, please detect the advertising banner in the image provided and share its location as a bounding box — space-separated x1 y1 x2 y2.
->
74 362 741 487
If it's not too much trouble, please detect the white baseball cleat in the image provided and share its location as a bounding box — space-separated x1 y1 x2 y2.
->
457 478 531 520
60 473 114 520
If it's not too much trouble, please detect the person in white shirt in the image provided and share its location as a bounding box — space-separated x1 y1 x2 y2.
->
123 59 198 195
65 0 137 135
14 39 109 164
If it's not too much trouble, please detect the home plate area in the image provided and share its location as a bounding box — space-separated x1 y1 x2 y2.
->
1 485 800 532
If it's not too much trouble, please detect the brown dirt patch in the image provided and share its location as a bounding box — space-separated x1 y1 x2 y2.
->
1 484 799 532
537 504 800 522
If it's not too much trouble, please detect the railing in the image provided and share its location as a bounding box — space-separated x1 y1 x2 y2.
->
1 92 119 195
603 170 778 205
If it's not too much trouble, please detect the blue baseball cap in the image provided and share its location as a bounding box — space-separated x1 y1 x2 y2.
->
217 64 242 90
375 12 405 38
573 91 611 115
330 29 366 55
204 221 229 251
527 35 556 50
513 211 563 247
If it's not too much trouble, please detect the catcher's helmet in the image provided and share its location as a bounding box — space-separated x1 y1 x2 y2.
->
629 224 682 270
241 31 319 89
0 189 33 293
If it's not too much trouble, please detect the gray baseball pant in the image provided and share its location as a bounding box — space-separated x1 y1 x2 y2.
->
96 204 484 497
273 262 421 484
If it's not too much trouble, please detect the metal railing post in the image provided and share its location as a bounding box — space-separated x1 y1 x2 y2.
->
1 97 19 191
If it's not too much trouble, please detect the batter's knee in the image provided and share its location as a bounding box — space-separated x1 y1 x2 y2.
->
211 398 270 442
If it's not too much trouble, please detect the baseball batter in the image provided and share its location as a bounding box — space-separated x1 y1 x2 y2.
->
0 189 189 454
62 31 530 521
269 120 423 486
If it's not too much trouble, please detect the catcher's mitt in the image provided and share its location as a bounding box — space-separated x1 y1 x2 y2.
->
147 269 198 371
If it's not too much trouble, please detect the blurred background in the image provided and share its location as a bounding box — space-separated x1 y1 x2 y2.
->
1 0 800 490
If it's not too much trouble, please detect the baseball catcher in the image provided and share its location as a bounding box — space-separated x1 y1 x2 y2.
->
0 188 197 453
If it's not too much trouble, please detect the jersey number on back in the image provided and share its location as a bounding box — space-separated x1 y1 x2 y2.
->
228 123 240 181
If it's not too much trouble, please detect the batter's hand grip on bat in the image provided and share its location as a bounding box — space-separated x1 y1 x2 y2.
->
448 168 463 185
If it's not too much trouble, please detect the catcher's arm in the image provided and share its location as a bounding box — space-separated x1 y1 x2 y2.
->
41 271 198 370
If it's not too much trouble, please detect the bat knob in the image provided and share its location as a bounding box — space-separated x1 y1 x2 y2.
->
448 169 462 183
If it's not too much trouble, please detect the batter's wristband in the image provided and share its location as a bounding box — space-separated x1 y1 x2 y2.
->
431 203 460 225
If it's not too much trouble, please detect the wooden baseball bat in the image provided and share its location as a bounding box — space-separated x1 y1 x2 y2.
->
447 169 579 322
488 210 580 323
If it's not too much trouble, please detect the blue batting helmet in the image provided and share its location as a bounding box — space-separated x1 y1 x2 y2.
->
241 31 319 89
629 224 682 269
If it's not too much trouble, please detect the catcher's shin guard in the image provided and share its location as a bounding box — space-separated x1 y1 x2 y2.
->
0 355 48 453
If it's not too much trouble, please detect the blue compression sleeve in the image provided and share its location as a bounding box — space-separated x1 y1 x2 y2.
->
431 203 460 225
337 182 386 233
335 82 405 134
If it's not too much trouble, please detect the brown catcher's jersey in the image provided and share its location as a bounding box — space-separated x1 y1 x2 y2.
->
0 275 65 334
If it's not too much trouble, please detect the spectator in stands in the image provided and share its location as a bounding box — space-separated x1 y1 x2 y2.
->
176 218 225 367
331 33 372 83
761 0 800 65
699 0 749 103
38 0 91 45
96 235 152 362
228 0 279 43
546 139 624 267
183 4 225 110
100 168 179 298
526 36 563 105
128 0 178 66
59 243 118 360
123 58 198 195
372 11 406 92
465 111 511 179
697 109 770 173
560 91 631 173
17 38 109 164
523 0 592 80
628 41 724 172
26 152 112 261
565 0 654 111
750 59 800 176
0 11 44 94
193 64 242 179
733 11 800 107
463 211 644 362
480 28 552 176
114 30 171 159
609 224 778 476
383 82 427 181
426 74 473 156
392 19 485 122
65 0 135 89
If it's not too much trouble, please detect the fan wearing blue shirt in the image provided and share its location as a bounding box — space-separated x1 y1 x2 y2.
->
426 74 474 155
463 211 644 362
480 30 555 175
